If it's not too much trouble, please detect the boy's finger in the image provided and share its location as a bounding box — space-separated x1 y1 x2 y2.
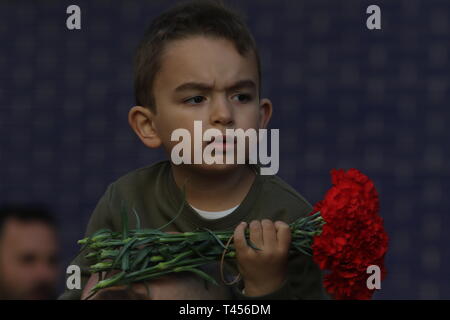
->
233 222 249 253
249 220 264 247
274 221 292 251
261 219 277 250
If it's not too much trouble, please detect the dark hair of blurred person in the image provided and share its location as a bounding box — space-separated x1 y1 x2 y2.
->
90 286 149 300
0 204 59 300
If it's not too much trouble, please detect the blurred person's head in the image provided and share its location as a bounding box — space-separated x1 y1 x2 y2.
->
90 284 149 300
0 205 59 299
86 262 233 300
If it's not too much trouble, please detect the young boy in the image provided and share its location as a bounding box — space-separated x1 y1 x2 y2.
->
60 0 325 300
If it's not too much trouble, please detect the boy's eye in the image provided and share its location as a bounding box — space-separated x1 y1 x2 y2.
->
184 96 205 105
184 94 252 105
232 94 252 103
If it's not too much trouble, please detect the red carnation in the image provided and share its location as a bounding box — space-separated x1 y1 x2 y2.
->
311 168 388 299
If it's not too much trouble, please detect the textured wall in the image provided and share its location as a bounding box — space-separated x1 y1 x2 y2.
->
0 0 449 299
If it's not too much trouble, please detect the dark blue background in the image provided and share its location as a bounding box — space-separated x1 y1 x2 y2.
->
0 0 449 299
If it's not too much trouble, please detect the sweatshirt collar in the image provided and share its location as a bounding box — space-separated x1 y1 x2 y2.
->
164 161 264 231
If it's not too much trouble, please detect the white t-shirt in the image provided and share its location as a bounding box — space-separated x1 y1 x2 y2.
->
189 202 246 294
189 203 240 220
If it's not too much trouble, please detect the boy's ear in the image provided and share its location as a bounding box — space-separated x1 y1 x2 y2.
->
128 106 162 148
258 98 273 129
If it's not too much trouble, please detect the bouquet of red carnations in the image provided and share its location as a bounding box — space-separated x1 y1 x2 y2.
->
309 168 388 299
78 168 388 299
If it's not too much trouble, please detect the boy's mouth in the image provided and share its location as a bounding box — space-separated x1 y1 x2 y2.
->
205 135 237 150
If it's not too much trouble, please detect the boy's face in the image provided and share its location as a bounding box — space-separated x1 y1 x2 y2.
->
130 35 272 173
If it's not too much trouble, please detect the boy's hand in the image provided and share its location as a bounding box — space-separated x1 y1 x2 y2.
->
82 232 232 300
233 219 291 297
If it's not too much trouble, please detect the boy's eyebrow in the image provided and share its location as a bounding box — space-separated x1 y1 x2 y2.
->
174 79 256 93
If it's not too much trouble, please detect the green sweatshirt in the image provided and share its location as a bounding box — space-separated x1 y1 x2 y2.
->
59 160 326 300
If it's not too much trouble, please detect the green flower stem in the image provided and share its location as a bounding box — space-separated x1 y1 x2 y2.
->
92 271 125 290
81 209 325 293
158 250 194 267
125 256 218 280
131 269 179 283
149 255 165 262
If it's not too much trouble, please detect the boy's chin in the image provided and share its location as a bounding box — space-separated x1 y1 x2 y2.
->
182 162 245 175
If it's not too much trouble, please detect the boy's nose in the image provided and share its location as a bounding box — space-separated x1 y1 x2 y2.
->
209 96 234 127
